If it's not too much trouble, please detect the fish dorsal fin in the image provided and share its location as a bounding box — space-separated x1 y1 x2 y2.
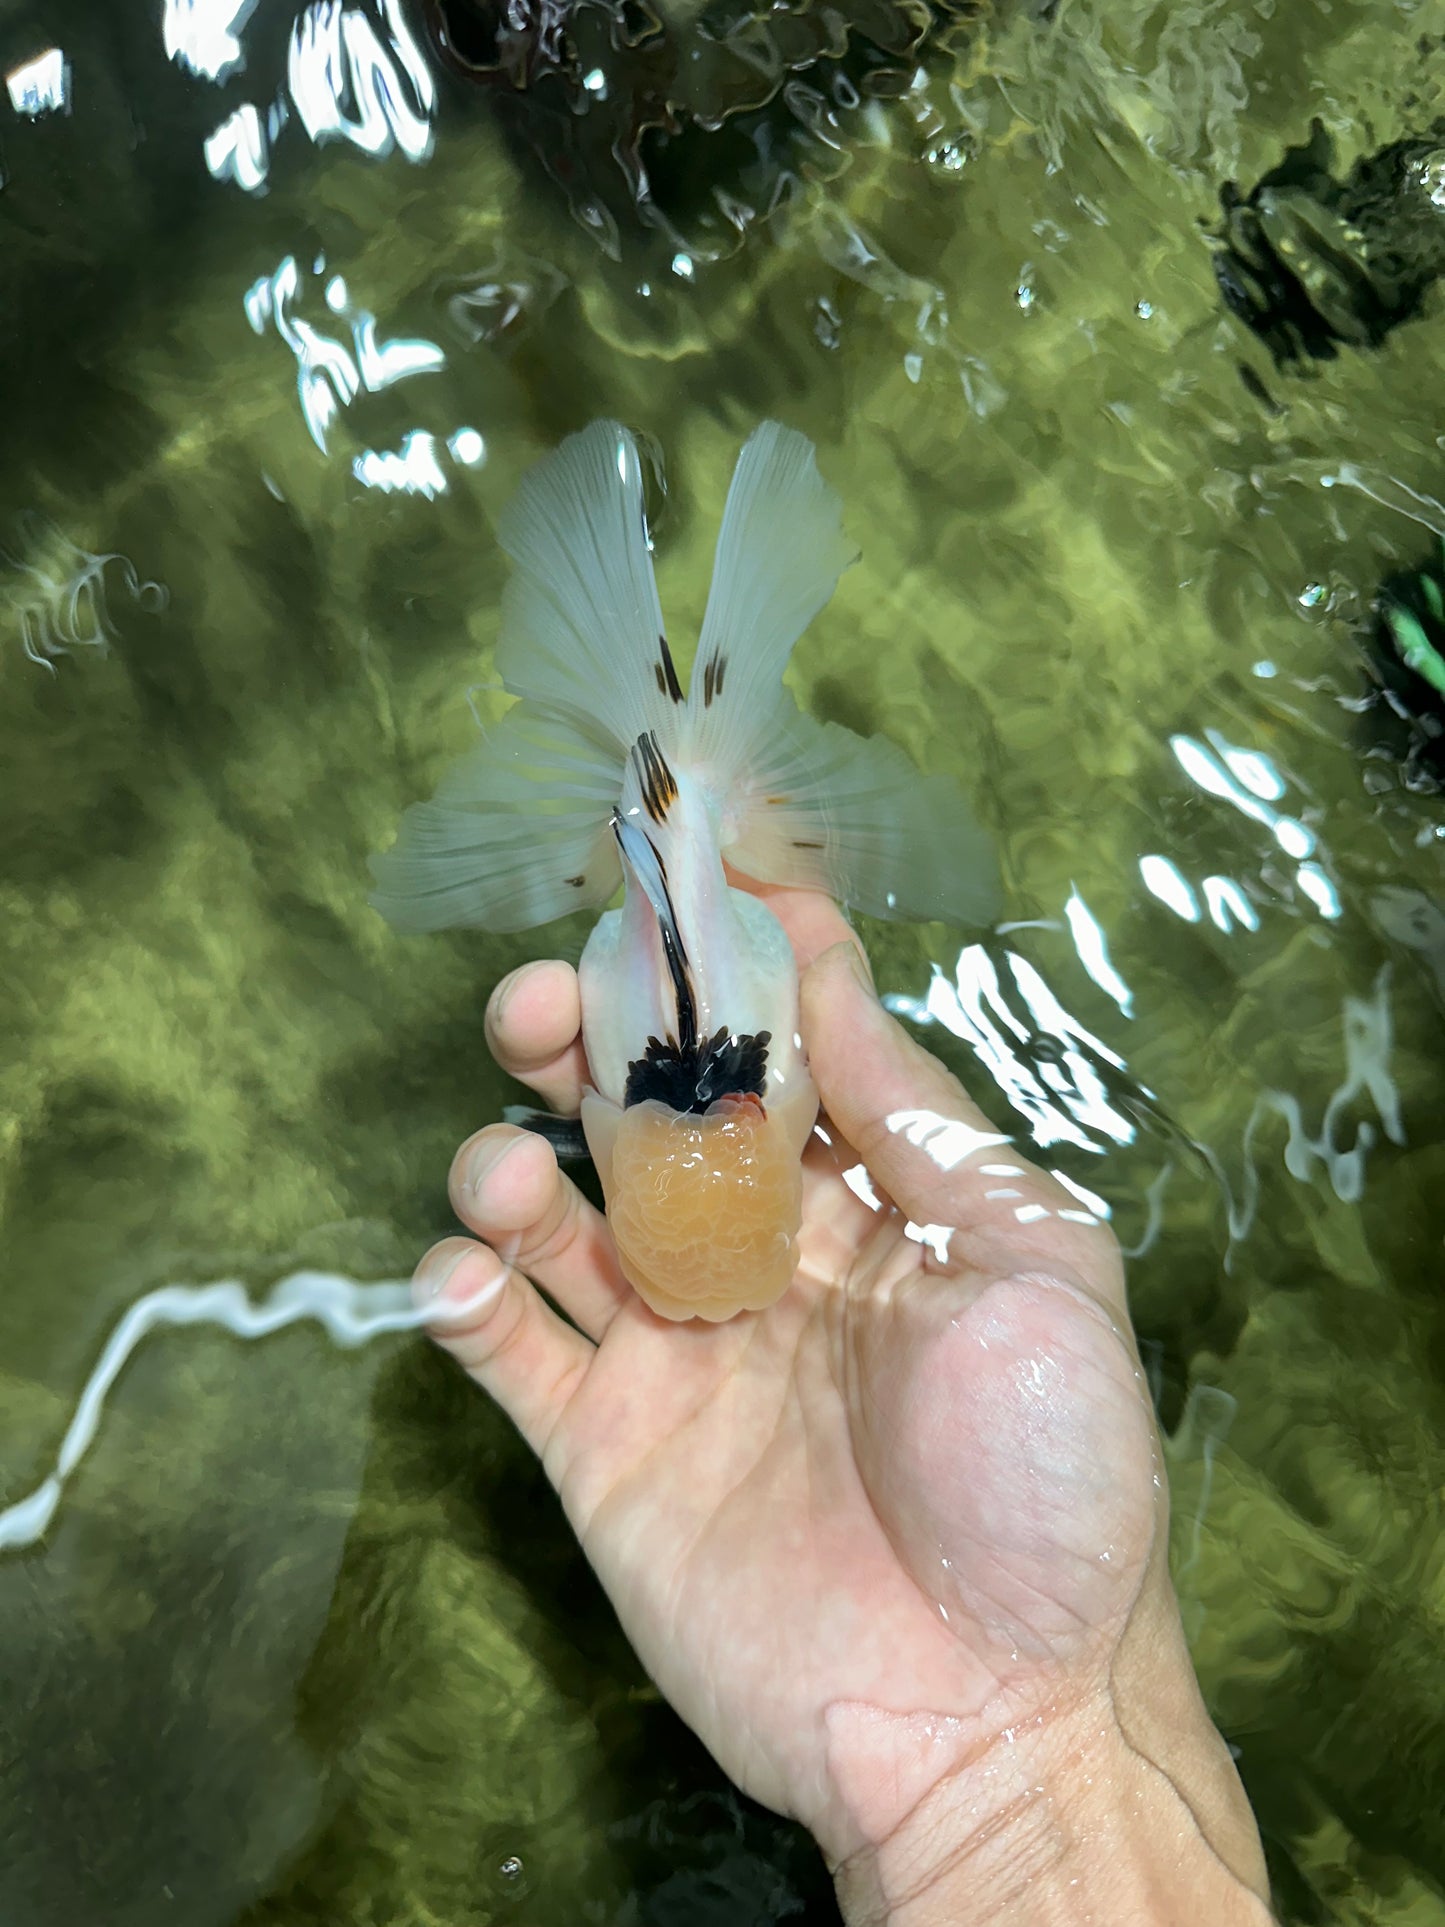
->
495 419 684 753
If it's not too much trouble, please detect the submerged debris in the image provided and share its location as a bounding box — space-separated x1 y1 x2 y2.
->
1364 538 1445 788
2 517 167 673
422 0 983 262
1209 119 1445 367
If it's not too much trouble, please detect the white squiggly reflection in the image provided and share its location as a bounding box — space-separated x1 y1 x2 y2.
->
1139 854 1200 921
289 0 435 162
1201 875 1259 934
0 1270 495 1551
4 523 168 672
245 255 444 452
6 47 68 116
1153 729 1339 928
204 102 268 191
1214 966 1405 1255
1170 1382 1237 1622
1372 887 1445 997
883 1108 1012 1168
1065 888 1133 1016
164 0 256 80
353 429 446 497
841 1162 884 1211
888 947 1135 1155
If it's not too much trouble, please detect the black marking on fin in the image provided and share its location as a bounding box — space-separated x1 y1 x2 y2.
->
657 635 684 702
503 1106 592 1163
624 1027 771 1113
632 729 678 824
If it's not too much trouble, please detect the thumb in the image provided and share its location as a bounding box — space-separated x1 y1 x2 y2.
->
800 942 1019 1229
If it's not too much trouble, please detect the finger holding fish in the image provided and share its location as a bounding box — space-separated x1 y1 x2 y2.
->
485 959 588 1116
448 1124 633 1339
411 1234 594 1457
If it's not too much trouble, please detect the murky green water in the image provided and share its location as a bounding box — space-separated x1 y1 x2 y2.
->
2 0 1444 1920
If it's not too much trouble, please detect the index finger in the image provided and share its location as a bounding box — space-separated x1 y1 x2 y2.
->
486 958 588 1115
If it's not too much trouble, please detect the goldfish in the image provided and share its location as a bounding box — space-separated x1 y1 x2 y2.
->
371 419 998 1321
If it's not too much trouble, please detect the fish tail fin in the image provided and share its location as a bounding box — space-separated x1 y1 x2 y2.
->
494 418 687 746
684 422 1000 928
371 419 686 935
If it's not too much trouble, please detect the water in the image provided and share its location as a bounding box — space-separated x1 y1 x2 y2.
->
1 0 1443 1919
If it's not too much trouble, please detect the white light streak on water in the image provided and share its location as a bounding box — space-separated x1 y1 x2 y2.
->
244 257 445 452
164 0 256 80
353 430 447 497
888 948 1135 1156
0 1271 492 1552
883 1108 1012 1169
1051 1169 1110 1219
288 0 435 162
1296 862 1342 920
204 103 268 191
351 314 445 387
1202 875 1259 934
1139 854 1200 922
6 47 68 115
1064 888 1133 1016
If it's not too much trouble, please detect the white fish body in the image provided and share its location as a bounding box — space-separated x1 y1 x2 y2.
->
371 420 998 1321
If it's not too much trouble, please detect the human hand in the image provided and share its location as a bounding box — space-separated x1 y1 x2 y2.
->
416 886 1273 1924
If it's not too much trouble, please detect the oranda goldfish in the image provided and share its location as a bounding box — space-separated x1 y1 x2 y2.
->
371 420 998 1321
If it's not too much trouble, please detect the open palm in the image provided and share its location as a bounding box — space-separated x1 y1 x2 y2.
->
417 888 1173 1868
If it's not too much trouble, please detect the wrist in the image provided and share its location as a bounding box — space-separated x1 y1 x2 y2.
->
828 1682 1273 1927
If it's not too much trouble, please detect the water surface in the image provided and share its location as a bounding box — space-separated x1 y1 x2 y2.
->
1 0 1443 1920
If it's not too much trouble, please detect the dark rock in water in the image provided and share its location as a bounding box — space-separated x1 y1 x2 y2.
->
1364 542 1445 788
1208 119 1445 367
423 0 982 262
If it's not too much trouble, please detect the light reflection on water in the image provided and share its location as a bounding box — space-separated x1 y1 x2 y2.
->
1 0 1444 1919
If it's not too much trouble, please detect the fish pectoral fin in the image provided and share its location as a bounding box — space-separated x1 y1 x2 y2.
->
503 1106 593 1164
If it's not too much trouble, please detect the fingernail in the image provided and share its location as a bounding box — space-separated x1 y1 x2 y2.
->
464 1133 520 1198
844 942 877 998
414 1243 469 1302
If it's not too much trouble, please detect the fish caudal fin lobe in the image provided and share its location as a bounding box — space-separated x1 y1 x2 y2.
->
369 704 622 932
686 422 858 771
685 421 1000 928
372 418 683 936
495 420 682 753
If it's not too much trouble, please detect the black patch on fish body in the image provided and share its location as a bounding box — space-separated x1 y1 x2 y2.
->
624 1026 771 1113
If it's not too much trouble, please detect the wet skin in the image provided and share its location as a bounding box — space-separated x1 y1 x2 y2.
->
414 881 1271 1919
